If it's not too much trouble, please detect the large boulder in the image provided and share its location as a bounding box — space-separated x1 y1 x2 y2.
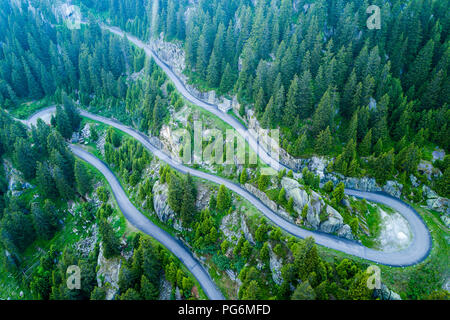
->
418 160 441 180
281 177 309 209
422 185 438 199
306 201 321 229
383 181 403 198
427 197 450 214
337 225 354 240
319 206 344 234
308 156 329 179
281 177 354 239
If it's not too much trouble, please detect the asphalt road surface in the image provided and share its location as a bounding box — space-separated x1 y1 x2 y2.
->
22 106 431 266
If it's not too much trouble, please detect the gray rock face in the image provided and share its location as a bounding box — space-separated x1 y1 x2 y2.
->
441 215 450 228
244 183 278 212
336 176 381 193
307 197 323 229
220 211 240 245
151 35 236 113
423 185 438 199
75 226 98 258
423 185 450 214
410 175 419 188
308 156 329 179
151 34 186 81
96 243 122 300
373 283 402 300
383 181 403 198
418 160 441 181
426 197 450 214
337 224 353 240
281 177 354 240
432 149 445 162
220 210 255 245
269 244 283 286
281 177 309 209
158 278 172 300
241 216 255 244
246 108 305 172
195 184 211 211
319 206 344 234
152 180 176 223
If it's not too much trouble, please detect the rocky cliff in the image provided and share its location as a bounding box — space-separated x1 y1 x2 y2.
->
281 177 354 240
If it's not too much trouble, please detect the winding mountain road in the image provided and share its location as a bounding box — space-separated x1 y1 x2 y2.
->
22 109 224 300
70 145 225 300
103 26 432 267
25 106 431 267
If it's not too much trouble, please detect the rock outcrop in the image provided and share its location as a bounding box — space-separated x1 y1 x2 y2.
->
244 183 279 212
418 160 442 181
268 244 283 286
152 180 176 223
150 35 237 113
281 177 354 240
96 243 122 300
423 185 450 215
373 283 402 300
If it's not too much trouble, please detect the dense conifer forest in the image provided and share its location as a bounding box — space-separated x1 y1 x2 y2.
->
0 0 448 302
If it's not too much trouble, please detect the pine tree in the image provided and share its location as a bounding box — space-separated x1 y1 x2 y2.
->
332 182 345 204
373 138 384 157
239 168 248 185
216 185 231 212
395 144 421 174
14 137 36 179
359 129 373 156
311 88 337 136
196 34 209 77
315 127 332 155
99 217 121 259
291 281 316 300
32 202 58 240
261 96 275 129
1 211 36 252
75 160 92 196
180 174 196 226
260 242 270 262
298 69 314 119
55 106 73 140
53 166 73 200
219 63 234 94
206 49 221 88
287 197 295 215
36 161 57 199
283 75 300 125
405 39 435 92
62 93 81 131
254 87 266 115
278 188 286 205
